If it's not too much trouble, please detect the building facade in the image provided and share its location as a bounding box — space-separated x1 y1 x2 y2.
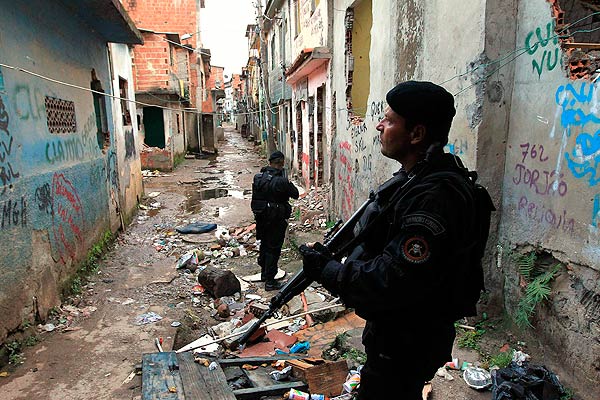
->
0 0 143 343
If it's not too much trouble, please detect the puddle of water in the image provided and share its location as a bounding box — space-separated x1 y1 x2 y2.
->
183 188 231 213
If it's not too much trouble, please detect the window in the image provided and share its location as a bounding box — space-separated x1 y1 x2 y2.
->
294 0 301 37
44 97 76 134
119 77 132 126
91 70 109 150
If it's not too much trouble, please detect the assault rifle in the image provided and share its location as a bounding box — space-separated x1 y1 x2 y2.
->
234 191 376 350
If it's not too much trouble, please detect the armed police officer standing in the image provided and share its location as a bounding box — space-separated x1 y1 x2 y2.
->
251 151 300 291
299 81 494 399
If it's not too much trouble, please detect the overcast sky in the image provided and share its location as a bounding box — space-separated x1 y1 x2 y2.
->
200 0 259 79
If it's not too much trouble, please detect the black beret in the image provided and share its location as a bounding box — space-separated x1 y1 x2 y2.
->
268 150 285 161
386 81 456 132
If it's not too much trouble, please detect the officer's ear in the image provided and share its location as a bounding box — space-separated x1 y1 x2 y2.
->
410 124 427 145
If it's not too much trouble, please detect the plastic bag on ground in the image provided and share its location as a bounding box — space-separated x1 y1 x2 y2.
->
491 362 567 400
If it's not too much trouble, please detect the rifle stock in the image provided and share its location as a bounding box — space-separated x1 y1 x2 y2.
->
235 191 375 350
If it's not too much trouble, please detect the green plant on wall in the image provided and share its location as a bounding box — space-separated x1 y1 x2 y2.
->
514 251 562 328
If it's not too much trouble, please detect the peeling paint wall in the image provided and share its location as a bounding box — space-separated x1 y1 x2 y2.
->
0 2 131 342
109 43 144 223
329 0 598 395
331 0 486 218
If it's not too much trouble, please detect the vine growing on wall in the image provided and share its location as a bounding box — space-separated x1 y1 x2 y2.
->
514 251 562 328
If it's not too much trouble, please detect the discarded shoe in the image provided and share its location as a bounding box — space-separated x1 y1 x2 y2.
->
265 280 284 291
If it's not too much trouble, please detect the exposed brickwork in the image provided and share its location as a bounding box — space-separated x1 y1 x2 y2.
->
203 66 225 112
123 0 200 105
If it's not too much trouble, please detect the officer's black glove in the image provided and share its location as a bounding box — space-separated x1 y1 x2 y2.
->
299 242 333 281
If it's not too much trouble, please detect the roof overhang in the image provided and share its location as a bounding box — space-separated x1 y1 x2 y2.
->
63 0 143 44
285 47 331 84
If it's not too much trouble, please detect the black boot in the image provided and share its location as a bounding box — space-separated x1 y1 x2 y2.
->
265 280 283 291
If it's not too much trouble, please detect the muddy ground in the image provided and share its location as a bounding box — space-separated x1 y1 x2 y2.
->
0 126 575 399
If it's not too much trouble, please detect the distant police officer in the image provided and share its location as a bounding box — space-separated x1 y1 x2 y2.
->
300 81 492 399
251 151 299 291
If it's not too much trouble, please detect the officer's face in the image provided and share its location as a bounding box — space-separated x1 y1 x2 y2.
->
376 106 413 162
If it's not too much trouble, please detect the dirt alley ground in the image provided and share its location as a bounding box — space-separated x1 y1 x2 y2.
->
0 126 556 399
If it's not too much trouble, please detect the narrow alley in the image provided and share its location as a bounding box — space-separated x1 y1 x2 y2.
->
1 1 598 399
1 128 496 400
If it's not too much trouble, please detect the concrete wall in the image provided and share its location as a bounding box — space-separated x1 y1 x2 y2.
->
0 2 125 342
497 0 599 393
109 43 144 223
331 0 487 220
329 0 598 395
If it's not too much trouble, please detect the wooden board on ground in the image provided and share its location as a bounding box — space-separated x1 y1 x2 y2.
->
177 351 236 400
142 352 310 399
142 352 185 400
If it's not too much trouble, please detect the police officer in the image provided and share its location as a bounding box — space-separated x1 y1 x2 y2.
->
299 81 485 399
251 150 299 291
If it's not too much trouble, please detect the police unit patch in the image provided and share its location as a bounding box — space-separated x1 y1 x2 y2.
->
401 235 430 264
402 212 446 236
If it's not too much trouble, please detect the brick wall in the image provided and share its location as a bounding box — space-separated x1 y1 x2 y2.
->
202 66 224 112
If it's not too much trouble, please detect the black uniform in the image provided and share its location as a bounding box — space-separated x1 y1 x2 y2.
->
251 166 299 282
318 151 480 399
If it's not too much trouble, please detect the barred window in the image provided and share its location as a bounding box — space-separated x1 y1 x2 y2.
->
44 97 77 134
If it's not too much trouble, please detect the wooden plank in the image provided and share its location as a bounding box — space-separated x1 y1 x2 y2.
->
244 368 274 388
177 352 236 400
563 42 600 49
217 355 304 366
233 382 308 400
142 352 185 400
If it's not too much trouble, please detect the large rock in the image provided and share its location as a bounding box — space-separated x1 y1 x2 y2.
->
197 266 240 298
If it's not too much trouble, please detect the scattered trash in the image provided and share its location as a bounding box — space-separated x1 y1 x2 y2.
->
134 312 163 325
42 323 56 332
343 372 360 392
0 371 9 377
208 361 218 371
287 388 329 400
171 321 181 327
436 366 454 381
270 365 292 381
288 341 310 354
194 357 210 366
463 366 492 390
122 371 136 385
191 284 205 295
512 350 530 366
491 362 568 400
147 191 161 198
176 222 217 234
445 357 460 370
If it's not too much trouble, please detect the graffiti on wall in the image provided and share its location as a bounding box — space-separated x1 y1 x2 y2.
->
34 183 52 215
0 97 20 195
512 139 573 232
555 82 600 227
13 85 47 121
337 140 354 219
1 196 27 229
52 173 84 263
525 21 559 78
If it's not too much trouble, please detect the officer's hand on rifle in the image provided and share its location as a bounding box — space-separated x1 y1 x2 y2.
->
299 242 333 281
